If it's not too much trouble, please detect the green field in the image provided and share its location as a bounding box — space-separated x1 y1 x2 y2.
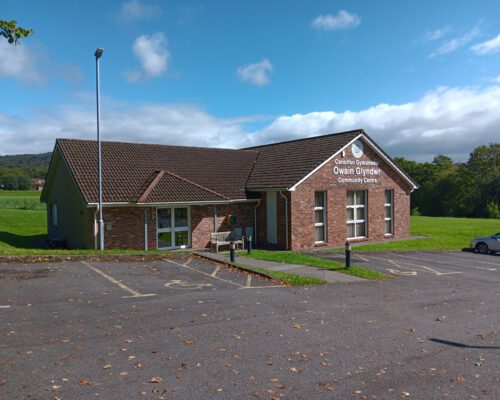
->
0 190 44 210
0 190 498 256
345 215 499 251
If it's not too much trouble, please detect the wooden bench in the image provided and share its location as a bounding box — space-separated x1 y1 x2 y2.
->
210 231 244 253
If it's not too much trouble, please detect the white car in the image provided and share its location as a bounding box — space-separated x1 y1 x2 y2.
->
471 232 500 254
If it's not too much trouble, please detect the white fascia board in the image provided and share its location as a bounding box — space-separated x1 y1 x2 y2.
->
86 199 261 208
86 202 135 208
246 188 288 192
289 134 363 191
136 198 261 207
360 135 418 190
289 133 418 191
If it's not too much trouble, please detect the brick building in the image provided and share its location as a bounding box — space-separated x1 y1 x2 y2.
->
41 129 417 251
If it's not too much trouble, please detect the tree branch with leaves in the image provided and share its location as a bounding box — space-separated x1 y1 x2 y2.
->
0 20 33 45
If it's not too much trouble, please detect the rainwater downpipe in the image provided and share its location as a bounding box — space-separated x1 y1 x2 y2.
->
253 200 261 246
279 192 289 250
144 208 148 251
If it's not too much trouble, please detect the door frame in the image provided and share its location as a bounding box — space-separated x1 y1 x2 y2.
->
156 206 191 250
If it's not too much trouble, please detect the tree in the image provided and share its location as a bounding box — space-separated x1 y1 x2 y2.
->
0 20 33 45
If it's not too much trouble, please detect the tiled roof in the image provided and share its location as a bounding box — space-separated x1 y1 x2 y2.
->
137 170 230 203
53 129 409 204
244 129 361 189
56 139 258 203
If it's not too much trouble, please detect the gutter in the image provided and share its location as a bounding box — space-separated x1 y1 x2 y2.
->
279 191 289 250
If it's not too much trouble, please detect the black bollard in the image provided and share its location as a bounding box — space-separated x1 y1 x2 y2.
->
230 241 236 263
345 241 351 268
247 235 252 254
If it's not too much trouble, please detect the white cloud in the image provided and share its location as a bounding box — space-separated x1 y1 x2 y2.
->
1 84 500 161
311 10 361 31
124 33 170 82
422 26 450 42
116 0 161 23
237 59 273 86
471 33 500 55
0 40 44 84
494 75 500 84
430 26 480 57
0 40 82 85
250 84 500 161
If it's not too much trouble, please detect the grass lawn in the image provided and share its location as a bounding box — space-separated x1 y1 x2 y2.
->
0 190 44 210
344 216 500 252
237 264 328 285
240 250 387 280
0 207 174 256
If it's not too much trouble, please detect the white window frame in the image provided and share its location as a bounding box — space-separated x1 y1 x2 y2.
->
346 190 366 239
384 190 393 236
157 206 191 250
51 203 58 227
314 191 327 244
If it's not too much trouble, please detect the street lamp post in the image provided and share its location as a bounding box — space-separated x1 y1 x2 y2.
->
95 48 104 250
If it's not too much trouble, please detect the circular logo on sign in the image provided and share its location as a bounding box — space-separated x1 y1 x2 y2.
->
351 140 364 158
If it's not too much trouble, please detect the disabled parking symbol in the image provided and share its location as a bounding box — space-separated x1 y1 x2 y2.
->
164 279 213 290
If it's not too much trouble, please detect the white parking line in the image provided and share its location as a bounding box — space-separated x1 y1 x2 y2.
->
166 259 245 288
0 305 11 309
364 255 462 276
397 253 496 271
414 251 498 269
81 261 156 298
210 265 221 277
245 274 252 288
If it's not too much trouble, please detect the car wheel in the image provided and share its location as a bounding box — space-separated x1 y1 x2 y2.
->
476 242 489 254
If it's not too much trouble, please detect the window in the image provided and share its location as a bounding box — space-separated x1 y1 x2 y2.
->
51 204 58 226
314 191 326 243
384 190 393 235
157 207 190 249
346 191 366 239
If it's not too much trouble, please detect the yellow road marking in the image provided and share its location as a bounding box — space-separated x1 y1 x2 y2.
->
245 274 252 287
210 265 221 277
81 261 156 298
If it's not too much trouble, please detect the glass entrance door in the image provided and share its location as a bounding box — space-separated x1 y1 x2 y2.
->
157 207 190 249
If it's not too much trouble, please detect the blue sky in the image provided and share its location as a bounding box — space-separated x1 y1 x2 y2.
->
1 0 500 160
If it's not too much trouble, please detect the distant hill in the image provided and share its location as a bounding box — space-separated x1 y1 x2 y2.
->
0 152 52 169
0 152 52 184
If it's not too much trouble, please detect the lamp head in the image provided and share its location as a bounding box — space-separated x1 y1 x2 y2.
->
94 48 104 59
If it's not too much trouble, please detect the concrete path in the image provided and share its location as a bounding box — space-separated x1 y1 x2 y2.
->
194 251 364 284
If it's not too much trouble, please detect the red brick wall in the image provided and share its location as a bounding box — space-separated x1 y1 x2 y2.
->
191 203 256 249
289 139 412 250
102 207 156 250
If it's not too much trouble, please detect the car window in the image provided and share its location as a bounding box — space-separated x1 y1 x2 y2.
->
493 233 500 239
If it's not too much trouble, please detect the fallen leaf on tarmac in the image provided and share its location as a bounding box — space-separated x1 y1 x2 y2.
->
119 371 128 376
401 392 410 397
293 324 302 329
51 385 61 390
79 379 91 385
275 383 285 389
289 367 302 373
0 380 6 386
266 358 273 366
102 364 112 369
150 376 162 383
184 340 195 345
319 382 333 390
453 375 465 382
